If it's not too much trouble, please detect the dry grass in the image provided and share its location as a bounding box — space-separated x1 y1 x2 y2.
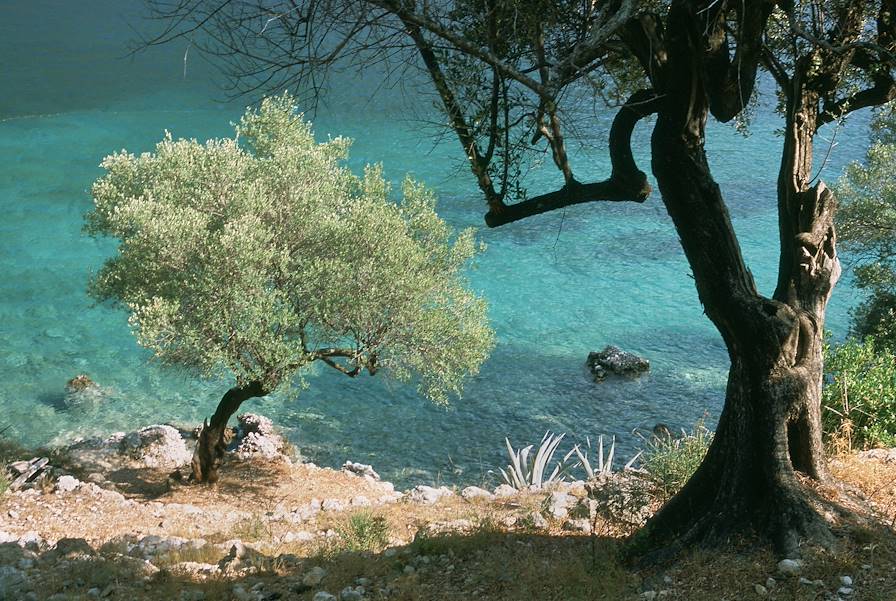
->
2 450 896 600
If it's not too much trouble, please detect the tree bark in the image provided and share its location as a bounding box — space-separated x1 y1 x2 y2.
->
191 380 267 483
634 1 840 561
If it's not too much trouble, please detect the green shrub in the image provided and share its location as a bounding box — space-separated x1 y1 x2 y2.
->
336 511 390 553
823 337 896 451
641 420 713 501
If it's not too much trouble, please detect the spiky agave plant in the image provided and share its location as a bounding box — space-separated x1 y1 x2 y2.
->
572 435 642 479
499 431 575 490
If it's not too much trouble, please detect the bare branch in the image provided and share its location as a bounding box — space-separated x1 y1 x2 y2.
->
485 90 659 227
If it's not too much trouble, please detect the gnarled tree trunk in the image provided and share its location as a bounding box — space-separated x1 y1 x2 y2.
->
637 4 840 560
191 380 267 483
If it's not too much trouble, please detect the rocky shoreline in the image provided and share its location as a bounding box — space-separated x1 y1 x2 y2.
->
1 417 895 601
0 415 624 601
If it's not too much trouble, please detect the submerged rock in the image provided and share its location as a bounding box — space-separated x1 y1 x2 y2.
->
587 346 650 381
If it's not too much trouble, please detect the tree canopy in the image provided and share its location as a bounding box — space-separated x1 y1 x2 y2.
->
837 106 896 348
86 94 495 480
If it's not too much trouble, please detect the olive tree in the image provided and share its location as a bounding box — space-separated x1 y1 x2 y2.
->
86 94 495 482
837 107 896 349
143 0 896 558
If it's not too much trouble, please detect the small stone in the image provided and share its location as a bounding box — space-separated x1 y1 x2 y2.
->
356 578 371 587
340 586 363 601
342 461 380 480
493 484 517 498
777 558 802 576
87 588 101 599
754 583 768 596
861 564 871 570
283 531 314 544
546 491 572 519
232 586 252 601
54 475 81 493
322 499 345 512
838 587 854 596
408 485 454 504
639 592 657 600
530 512 549 529
765 577 776 590
312 593 336 601
461 486 494 501
303 566 327 587
840 576 853 586
403 565 416 575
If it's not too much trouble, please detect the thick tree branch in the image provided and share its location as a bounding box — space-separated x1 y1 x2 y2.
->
705 1 775 122
485 89 659 227
818 80 896 126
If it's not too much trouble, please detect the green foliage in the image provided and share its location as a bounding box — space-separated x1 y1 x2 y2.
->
336 511 390 553
641 420 713 501
836 104 896 350
86 93 494 402
823 337 896 450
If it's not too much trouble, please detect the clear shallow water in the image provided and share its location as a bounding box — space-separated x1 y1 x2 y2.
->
0 1 870 486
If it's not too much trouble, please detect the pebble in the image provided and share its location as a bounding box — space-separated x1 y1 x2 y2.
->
777 558 802 576
302 566 327 587
403 565 416 575
54 475 81 493
840 576 853 586
765 577 776 590
232 586 252 601
460 486 494 501
340 586 364 601
312 593 336 601
639 592 657 600
838 586 854 596
754 583 767 595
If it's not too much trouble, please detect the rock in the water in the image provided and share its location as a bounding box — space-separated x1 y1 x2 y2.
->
120 425 192 468
235 414 287 460
587 346 650 380
342 461 380 480
63 375 107 407
65 374 95 393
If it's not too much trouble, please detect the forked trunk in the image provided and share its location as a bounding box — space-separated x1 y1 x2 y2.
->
191 380 266 483
636 21 840 557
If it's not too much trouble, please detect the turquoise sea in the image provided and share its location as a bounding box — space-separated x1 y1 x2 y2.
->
0 1 872 486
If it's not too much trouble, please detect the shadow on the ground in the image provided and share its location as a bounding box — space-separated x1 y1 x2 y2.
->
7 516 896 601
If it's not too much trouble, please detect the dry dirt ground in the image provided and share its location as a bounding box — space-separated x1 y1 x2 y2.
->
1 445 895 601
